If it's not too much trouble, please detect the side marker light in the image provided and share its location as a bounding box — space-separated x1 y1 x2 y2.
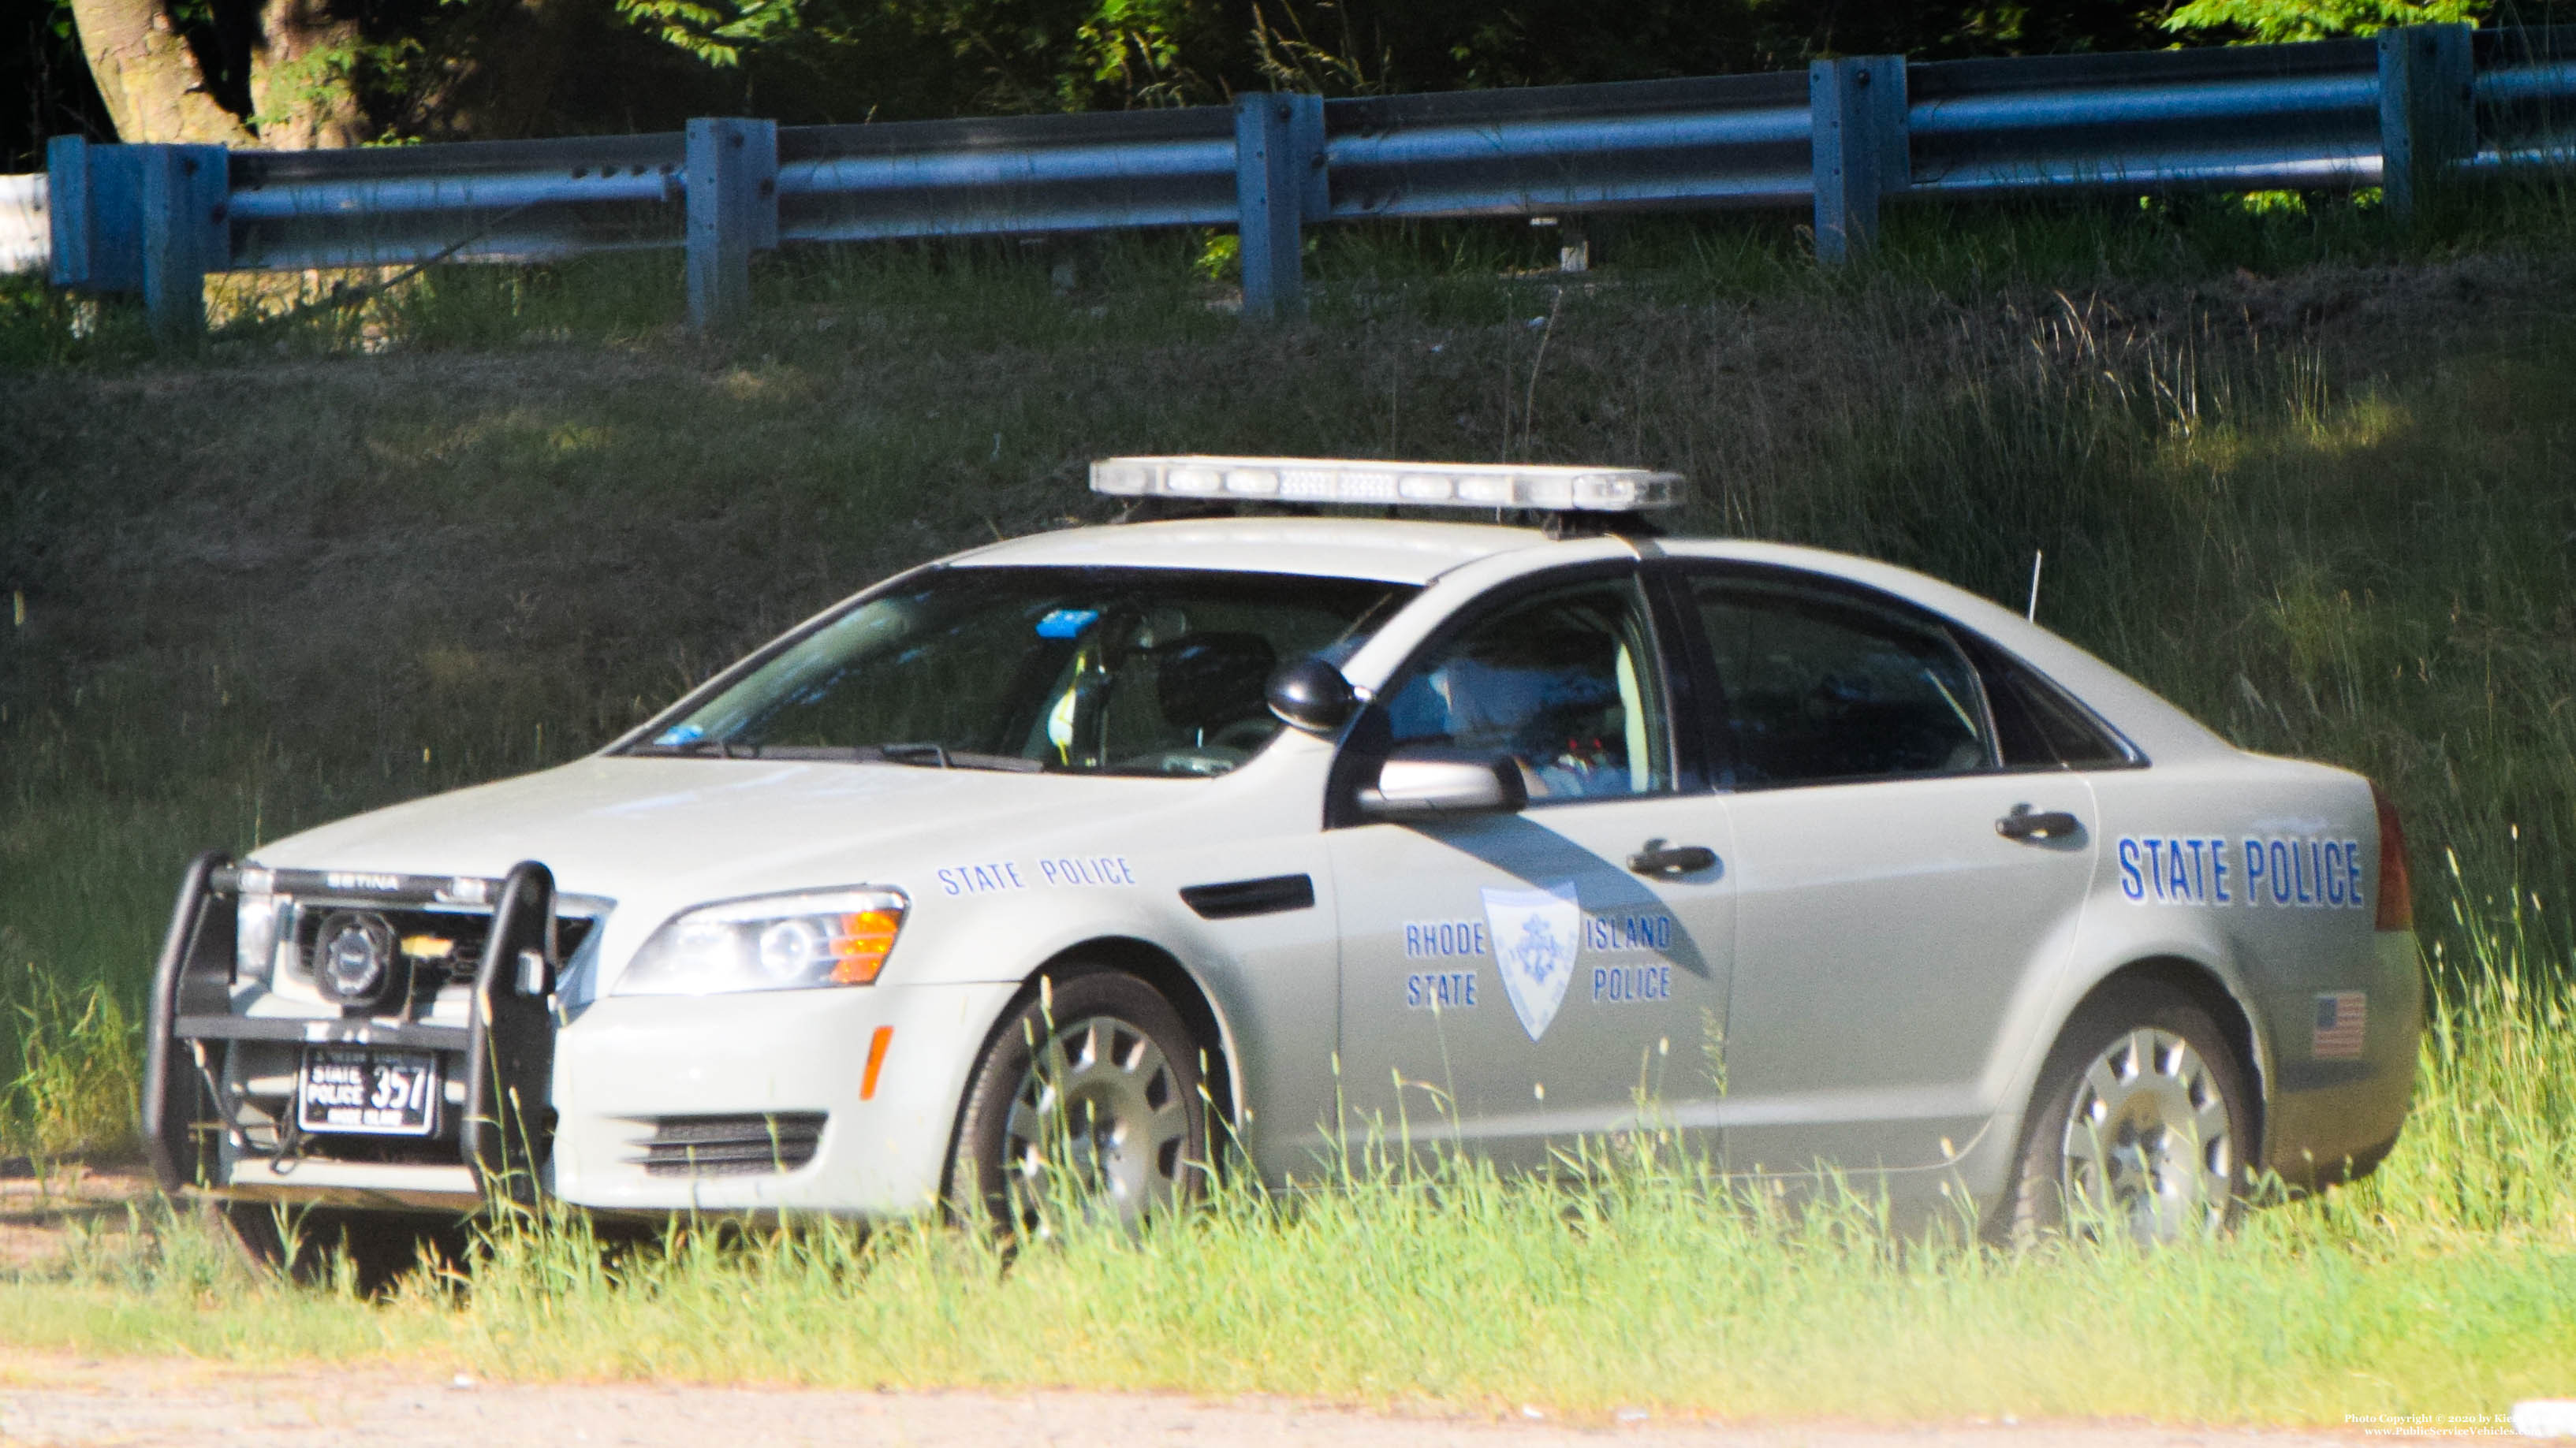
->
861 1025 894 1100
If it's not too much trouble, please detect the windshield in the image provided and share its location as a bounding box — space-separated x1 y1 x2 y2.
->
627 566 1415 778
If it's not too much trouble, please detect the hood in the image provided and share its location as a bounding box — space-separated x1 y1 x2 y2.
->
249 756 1206 907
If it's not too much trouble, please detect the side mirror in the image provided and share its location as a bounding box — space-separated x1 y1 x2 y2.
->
1356 747 1529 821
1266 657 1357 735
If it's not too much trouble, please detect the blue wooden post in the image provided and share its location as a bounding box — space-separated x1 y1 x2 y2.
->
45 135 97 289
1292 91 1328 226
139 143 228 344
2379 23 2474 227
686 117 779 332
47 136 151 293
1234 92 1324 321
1810 56 1907 266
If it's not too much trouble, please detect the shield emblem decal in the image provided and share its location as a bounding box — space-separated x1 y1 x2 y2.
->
1482 880 1581 1042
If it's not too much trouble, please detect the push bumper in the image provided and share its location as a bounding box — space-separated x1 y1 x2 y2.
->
144 854 572 1212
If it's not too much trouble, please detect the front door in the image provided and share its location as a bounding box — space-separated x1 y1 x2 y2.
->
1326 572 1734 1171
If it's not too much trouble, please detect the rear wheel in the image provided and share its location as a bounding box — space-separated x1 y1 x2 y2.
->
1997 981 2253 1247
947 969 1209 1238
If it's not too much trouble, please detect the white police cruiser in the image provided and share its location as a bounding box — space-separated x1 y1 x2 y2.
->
141 456 2420 1260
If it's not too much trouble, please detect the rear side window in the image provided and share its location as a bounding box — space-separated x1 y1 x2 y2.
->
1687 575 1992 787
1974 644 2137 769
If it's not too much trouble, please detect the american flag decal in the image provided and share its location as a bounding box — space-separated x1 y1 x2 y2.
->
2313 992 2368 1059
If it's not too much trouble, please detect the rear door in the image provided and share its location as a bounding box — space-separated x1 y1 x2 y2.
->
1671 566 2104 1177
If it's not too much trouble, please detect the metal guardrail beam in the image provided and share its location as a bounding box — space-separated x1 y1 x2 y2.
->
226 132 688 270
1907 43 2384 198
1322 73 1813 218
778 107 1239 244
2470 27 2576 175
35 22 2576 339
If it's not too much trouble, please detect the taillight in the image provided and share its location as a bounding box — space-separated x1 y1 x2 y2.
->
2371 781 2414 932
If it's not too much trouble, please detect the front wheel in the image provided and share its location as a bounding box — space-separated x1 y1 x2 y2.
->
1996 981 2254 1247
947 969 1209 1238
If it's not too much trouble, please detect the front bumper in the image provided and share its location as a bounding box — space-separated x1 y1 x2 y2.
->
550 981 1020 1215
147 852 1023 1219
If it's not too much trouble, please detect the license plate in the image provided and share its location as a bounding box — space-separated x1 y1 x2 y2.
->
296 1047 439 1136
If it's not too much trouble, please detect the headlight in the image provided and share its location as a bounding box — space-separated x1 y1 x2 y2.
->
613 888 908 996
236 888 284 985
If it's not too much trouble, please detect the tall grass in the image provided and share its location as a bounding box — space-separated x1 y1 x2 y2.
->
0 948 137 1162
6 865 2571 1424
2364 848 2576 1240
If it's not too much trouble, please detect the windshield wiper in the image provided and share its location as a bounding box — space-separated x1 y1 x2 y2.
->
859 743 1044 773
626 739 1042 772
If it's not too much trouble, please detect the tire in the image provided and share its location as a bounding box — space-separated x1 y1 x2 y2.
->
211 1200 465 1294
947 968 1210 1238
1995 981 2254 1247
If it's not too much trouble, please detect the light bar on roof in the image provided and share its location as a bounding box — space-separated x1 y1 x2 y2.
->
1090 456 1683 512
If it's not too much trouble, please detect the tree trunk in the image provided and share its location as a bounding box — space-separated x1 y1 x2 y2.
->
69 0 257 144
248 0 366 148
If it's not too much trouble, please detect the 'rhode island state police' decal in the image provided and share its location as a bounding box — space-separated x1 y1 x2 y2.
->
1482 881 1581 1042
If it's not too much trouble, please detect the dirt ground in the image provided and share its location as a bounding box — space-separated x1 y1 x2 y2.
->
0 1354 2418 1448
0 1164 2490 1446
0 1162 149 1275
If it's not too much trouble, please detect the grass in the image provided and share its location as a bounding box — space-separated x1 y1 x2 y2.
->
2 185 2575 1420
2 910 2570 1425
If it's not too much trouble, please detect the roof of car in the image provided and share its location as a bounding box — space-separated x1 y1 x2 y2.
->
946 516 1556 586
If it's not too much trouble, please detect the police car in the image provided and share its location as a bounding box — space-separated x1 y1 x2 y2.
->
140 456 2420 1260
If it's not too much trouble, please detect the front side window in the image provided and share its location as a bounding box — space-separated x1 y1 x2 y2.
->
1377 577 1672 802
630 567 1412 778
1689 574 1992 787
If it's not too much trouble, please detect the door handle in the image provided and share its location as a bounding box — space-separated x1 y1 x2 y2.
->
1627 839 1719 877
1996 803 2082 843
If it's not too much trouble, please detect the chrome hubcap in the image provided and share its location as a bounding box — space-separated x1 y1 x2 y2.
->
1001 1014 1191 1230
2059 1027 2235 1243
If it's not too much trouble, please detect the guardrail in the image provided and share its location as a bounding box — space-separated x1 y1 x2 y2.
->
32 21 2576 339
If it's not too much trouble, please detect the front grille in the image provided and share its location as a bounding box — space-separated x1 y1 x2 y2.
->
628 1113 827 1177
289 907 596 996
